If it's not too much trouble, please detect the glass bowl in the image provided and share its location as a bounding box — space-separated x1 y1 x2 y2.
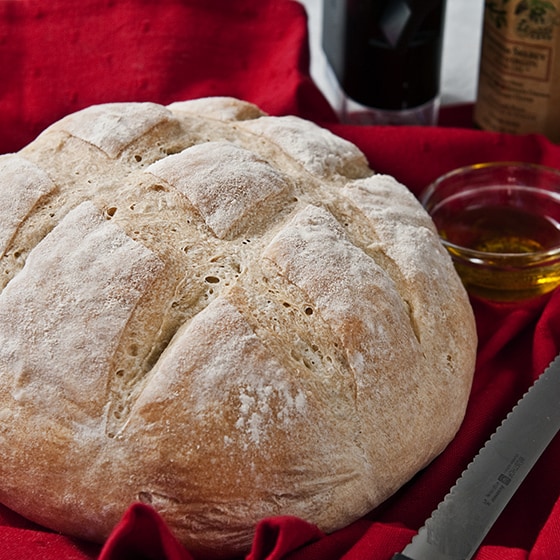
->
421 162 560 302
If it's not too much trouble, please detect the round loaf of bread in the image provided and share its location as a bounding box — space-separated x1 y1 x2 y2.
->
0 97 476 558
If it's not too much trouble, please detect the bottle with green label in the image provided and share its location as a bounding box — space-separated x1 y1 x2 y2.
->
474 0 560 142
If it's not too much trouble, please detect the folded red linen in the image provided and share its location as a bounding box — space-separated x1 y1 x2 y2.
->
1 1 560 559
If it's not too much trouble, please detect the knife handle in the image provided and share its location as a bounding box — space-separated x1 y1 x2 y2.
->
391 554 414 560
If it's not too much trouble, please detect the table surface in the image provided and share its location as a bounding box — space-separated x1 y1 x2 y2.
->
298 0 485 111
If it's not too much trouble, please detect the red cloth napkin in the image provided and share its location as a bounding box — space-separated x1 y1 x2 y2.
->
2 1 560 559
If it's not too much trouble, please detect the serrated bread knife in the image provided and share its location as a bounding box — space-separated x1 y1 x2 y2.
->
392 353 560 560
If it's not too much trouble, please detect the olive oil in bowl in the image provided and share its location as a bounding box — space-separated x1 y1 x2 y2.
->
422 163 560 301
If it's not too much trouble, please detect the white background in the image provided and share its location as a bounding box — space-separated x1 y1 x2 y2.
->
298 0 485 109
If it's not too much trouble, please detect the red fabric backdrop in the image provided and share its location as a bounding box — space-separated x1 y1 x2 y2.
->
1 1 560 559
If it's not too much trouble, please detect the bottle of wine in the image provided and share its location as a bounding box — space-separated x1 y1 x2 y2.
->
322 0 446 126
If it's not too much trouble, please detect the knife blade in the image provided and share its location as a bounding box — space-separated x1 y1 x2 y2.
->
392 352 560 560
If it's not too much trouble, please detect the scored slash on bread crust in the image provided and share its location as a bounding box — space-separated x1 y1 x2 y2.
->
0 97 477 559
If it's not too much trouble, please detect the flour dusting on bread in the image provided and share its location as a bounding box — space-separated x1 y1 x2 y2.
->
0 97 476 559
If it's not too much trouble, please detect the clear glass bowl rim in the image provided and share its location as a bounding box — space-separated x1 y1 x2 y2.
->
420 161 560 264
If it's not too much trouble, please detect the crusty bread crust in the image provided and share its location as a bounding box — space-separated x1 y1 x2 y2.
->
0 97 476 558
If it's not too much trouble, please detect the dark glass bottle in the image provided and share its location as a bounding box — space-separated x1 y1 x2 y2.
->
322 0 446 125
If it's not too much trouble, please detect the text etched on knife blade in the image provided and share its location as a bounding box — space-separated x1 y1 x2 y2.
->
483 453 526 506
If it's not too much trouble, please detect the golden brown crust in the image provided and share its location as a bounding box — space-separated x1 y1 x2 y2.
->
0 96 477 558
